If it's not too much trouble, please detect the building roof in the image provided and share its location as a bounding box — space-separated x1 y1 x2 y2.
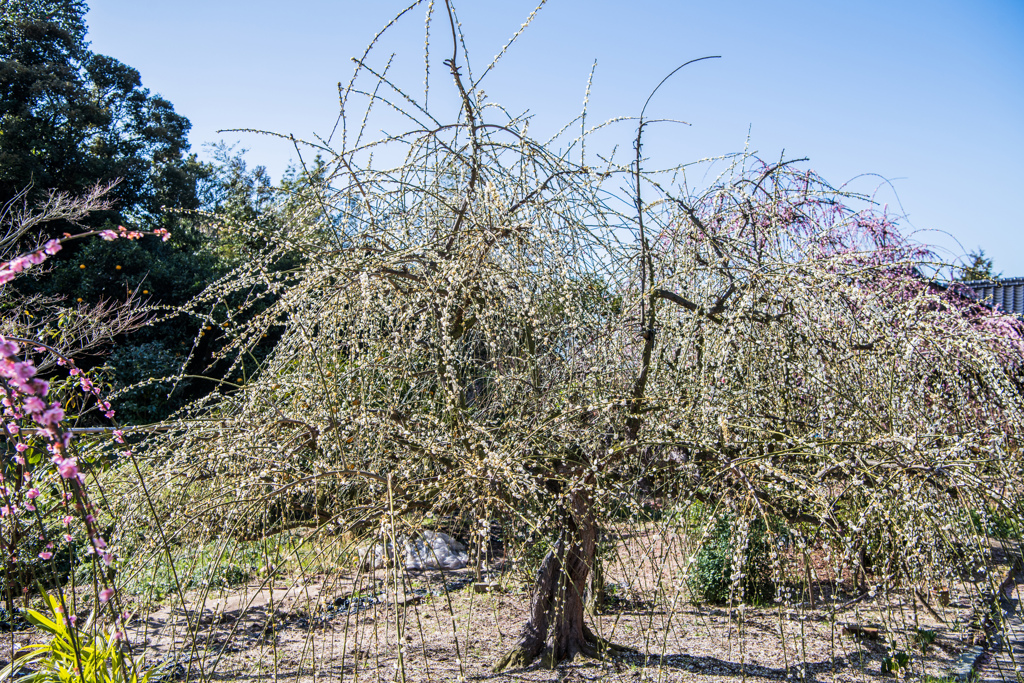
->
962 277 1024 315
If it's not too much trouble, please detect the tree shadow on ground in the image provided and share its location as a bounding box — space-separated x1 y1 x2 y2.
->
481 651 870 682
628 652 865 681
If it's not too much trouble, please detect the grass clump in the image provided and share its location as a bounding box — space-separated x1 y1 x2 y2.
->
119 539 268 602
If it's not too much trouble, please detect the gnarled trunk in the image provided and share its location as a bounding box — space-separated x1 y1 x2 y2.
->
495 485 624 671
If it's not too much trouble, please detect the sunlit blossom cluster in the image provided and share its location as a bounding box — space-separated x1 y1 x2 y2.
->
0 239 60 285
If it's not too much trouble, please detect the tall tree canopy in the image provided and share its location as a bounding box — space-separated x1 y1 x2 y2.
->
0 2 285 423
0 0 204 227
959 248 1000 282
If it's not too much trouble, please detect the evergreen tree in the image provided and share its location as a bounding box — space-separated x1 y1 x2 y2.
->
0 1 236 423
959 248 1000 281
0 0 205 226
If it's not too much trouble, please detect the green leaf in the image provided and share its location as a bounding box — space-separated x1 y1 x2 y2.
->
23 607 61 635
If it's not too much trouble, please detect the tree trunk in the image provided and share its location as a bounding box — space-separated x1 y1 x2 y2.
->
588 554 606 615
495 485 625 671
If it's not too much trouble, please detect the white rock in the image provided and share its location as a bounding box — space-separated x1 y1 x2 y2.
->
359 531 469 570
404 531 469 570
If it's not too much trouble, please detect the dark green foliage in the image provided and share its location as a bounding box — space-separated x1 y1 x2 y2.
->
0 606 29 633
688 515 776 606
41 228 228 422
968 506 1021 540
108 340 192 422
958 249 1000 282
0 0 205 225
47 228 220 303
913 628 938 654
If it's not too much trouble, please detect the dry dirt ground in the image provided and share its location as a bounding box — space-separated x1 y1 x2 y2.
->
1 525 998 682
115 579 976 683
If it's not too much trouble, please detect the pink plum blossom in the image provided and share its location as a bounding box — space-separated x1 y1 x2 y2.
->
23 396 46 413
29 379 48 397
37 405 65 426
55 458 79 480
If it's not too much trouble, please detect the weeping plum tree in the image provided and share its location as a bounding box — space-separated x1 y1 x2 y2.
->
114 1 1024 673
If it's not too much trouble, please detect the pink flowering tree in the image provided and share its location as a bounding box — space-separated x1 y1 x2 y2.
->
0 336 118 604
0 188 169 674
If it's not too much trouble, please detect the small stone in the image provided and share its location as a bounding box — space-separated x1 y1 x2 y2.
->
392 593 423 607
841 623 882 640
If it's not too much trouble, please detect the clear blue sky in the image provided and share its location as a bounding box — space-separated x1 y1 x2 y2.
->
85 1 1024 275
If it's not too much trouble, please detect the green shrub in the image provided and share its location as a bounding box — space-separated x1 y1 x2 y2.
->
688 515 776 606
108 340 193 422
969 507 1021 539
881 651 910 676
913 627 938 653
